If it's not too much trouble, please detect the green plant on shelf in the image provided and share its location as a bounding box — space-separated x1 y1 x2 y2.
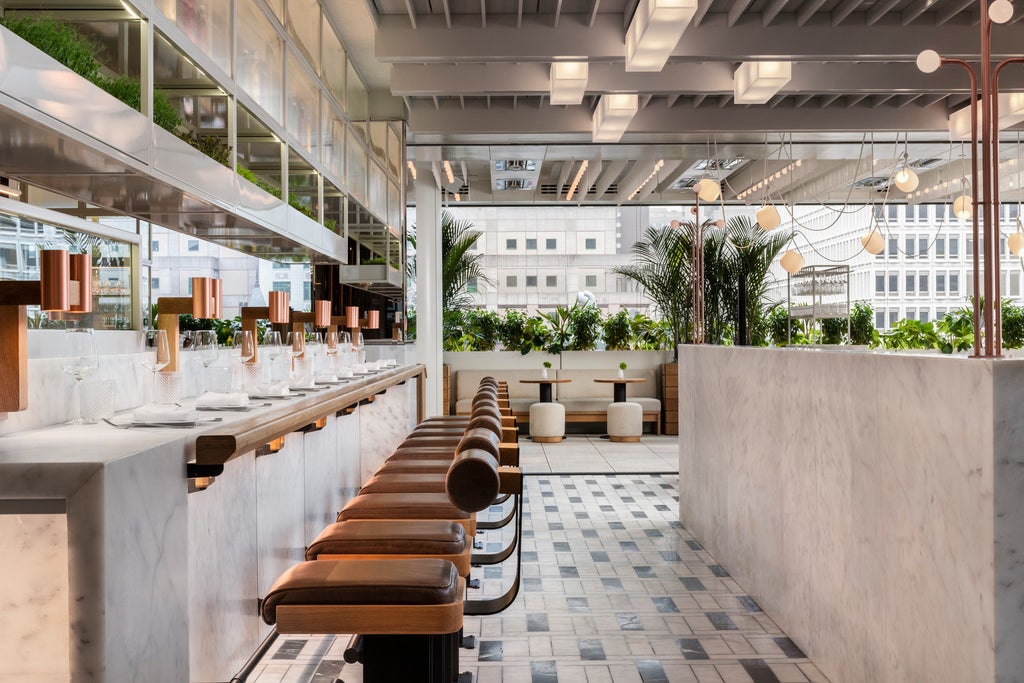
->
619 361 628 371
542 361 552 369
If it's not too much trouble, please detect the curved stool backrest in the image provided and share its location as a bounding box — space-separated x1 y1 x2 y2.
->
445 448 500 512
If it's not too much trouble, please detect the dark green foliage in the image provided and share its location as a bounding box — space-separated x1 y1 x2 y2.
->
497 309 528 352
178 130 232 167
602 311 632 350
442 308 501 351
935 308 973 353
1 15 101 81
849 301 879 346
767 305 793 346
631 314 673 350
821 318 846 345
567 302 602 350
1001 301 1024 348
520 316 552 354
539 305 571 355
882 318 939 350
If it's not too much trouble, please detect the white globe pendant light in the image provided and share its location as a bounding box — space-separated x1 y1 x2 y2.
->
861 228 885 255
756 204 781 230
694 179 721 203
780 249 804 274
1009 232 1024 256
953 194 973 219
894 167 919 193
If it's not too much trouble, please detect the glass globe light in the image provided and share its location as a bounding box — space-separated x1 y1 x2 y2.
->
990 0 1013 24
756 204 781 230
894 168 919 192
861 228 885 255
916 50 941 74
780 249 804 275
953 194 973 219
696 179 721 202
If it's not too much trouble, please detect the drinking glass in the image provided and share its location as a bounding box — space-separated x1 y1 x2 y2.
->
325 330 339 372
306 331 325 375
194 330 219 392
355 332 366 364
140 329 173 404
287 331 306 379
62 328 99 424
232 330 256 364
262 330 284 381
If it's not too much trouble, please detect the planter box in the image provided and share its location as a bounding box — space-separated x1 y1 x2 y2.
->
339 264 403 297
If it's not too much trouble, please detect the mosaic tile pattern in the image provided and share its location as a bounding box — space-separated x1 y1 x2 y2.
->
250 472 830 683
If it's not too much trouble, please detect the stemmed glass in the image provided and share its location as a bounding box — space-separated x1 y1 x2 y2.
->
287 331 306 380
232 330 256 391
195 329 219 391
62 328 99 424
262 330 284 381
355 332 366 364
306 331 325 376
325 329 339 373
140 329 172 404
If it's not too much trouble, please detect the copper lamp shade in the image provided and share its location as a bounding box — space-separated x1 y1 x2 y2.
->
211 278 223 318
315 300 332 327
268 291 290 323
40 249 70 312
68 253 92 313
365 310 380 329
346 306 360 328
191 277 214 319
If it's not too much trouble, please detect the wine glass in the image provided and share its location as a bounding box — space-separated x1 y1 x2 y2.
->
195 330 219 392
140 329 174 405
287 331 306 380
306 331 324 375
62 328 99 424
262 330 284 381
232 329 256 391
325 329 339 372
355 332 366 364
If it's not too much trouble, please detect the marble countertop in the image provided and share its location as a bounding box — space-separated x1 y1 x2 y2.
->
0 365 418 496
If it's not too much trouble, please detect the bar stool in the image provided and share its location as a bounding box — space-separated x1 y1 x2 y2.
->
607 402 643 442
529 402 565 443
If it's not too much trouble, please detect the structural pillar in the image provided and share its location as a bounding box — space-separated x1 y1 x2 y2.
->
415 166 443 417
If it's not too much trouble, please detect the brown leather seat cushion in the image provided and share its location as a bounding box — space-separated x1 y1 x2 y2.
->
378 459 453 474
388 447 457 460
261 559 459 624
361 473 446 494
305 520 466 560
337 493 471 522
400 436 464 448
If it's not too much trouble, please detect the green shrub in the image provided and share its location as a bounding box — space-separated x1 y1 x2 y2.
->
882 318 939 350
1 15 101 81
497 309 528 352
849 301 879 346
631 313 672 350
567 302 602 350
935 308 973 353
821 318 846 345
602 311 632 350
521 316 551 355
1002 301 1024 348
177 130 231 166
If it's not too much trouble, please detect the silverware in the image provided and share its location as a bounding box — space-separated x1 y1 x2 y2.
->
196 403 273 411
102 417 223 429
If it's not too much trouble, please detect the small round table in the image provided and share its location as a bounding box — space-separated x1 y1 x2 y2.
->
519 378 571 403
593 377 646 404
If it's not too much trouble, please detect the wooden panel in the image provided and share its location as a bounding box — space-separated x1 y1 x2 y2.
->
0 305 28 412
661 363 679 435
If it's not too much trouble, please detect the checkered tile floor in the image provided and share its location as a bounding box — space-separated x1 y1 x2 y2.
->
250 471 829 683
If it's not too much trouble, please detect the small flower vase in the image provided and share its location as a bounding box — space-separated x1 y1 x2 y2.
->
541 368 549 379
617 368 625 379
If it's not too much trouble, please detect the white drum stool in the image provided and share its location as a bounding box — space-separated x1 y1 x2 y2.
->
529 402 565 443
607 402 643 442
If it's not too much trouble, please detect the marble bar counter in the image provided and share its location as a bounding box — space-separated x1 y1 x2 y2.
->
678 346 1024 683
0 364 422 683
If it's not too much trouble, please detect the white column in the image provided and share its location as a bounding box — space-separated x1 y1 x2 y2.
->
415 167 442 417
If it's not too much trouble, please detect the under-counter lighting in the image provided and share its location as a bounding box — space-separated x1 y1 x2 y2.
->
0 185 21 199
550 62 589 105
592 94 639 143
734 61 792 104
625 0 698 72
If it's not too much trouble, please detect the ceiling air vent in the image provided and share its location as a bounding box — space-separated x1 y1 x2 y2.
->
495 178 535 190
495 160 538 171
588 183 617 195
670 176 704 191
694 158 746 171
854 176 892 189
539 184 561 196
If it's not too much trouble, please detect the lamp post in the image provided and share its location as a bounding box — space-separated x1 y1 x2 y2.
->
917 0 1021 357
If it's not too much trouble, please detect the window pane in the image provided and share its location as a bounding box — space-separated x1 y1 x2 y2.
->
937 273 946 293
876 311 885 328
888 273 898 293
505 275 517 287
526 275 537 287
287 52 318 156
236 1 283 121
875 273 885 294
906 273 915 292
155 0 231 72
949 237 959 257
950 273 959 293
888 238 898 257
347 129 367 203
905 237 915 257
546 238 556 249
467 276 478 293
506 239 517 249
288 0 320 71
936 238 945 257
322 18 346 107
585 238 596 250
546 275 557 287
585 275 597 287
526 239 537 250
919 237 928 256
919 273 928 292
272 281 291 293
323 110 345 183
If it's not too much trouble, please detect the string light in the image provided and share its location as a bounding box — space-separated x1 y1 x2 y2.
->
453 192 461 202
627 160 664 200
407 160 417 181
909 159 1017 198
736 160 802 200
443 160 455 185
565 160 589 201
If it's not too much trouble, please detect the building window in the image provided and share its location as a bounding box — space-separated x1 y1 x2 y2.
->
303 281 311 300
468 239 479 252
905 236 915 258
151 240 161 252
918 236 928 257
937 273 946 293
187 239 200 252
506 239 517 250
888 238 898 258
585 238 597 250
21 245 38 270
467 276 478 293
546 238 557 250
876 311 886 328
875 272 885 294
1011 272 1021 296
888 272 898 294
889 308 900 327
920 309 930 324
919 273 928 293
906 273 916 293
906 308 917 321
506 275 517 287
585 275 598 287
273 261 291 269
0 243 17 271
950 272 960 294
526 238 537 250
151 277 161 289
546 275 557 287
937 308 947 319
936 238 945 258
526 275 537 287
272 281 291 294
949 236 959 258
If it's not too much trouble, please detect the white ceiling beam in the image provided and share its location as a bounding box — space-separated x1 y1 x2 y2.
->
653 160 689 192
616 160 662 202
389 61 1024 97
576 159 603 200
402 0 418 28
796 0 828 25
728 0 756 26
589 0 602 27
375 13 1017 63
762 0 791 26
830 0 864 25
692 0 716 26
865 0 902 26
593 160 627 197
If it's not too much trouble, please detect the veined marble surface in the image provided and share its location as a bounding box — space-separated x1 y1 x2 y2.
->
0 366 421 682
678 346 1022 683
358 382 415 482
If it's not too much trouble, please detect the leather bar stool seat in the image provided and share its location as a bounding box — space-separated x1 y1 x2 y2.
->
338 492 476 535
377 459 454 474
306 520 470 576
361 473 448 494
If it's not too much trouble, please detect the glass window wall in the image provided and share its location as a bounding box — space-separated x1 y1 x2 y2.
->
154 0 231 73
236 1 284 122
286 52 319 157
288 0 321 72
322 17 347 108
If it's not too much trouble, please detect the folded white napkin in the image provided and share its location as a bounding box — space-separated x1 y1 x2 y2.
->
384 359 398 367
253 382 291 397
336 368 354 378
315 374 339 383
290 377 317 390
195 392 249 408
132 404 198 422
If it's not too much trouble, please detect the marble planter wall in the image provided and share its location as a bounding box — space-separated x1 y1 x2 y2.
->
678 346 1024 683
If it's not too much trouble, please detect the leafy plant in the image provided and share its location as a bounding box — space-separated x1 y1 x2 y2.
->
882 318 939 350
178 130 232 167
821 318 846 345
631 314 672 350
602 311 632 350
497 309 528 351
849 301 880 347
566 301 602 350
1 15 101 82
539 305 571 355
542 361 552 369
935 308 974 353
1001 300 1024 348
520 316 551 355
619 361 627 370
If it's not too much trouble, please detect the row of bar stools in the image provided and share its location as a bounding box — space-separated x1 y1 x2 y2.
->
261 377 520 683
